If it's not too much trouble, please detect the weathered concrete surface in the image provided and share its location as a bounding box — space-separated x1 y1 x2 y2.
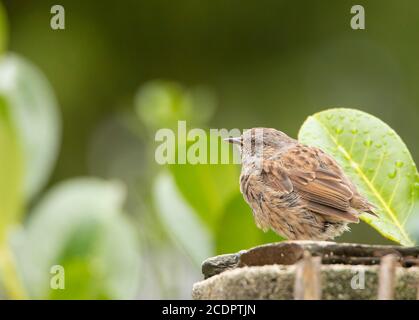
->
201 241 419 279
192 264 419 300
193 241 419 300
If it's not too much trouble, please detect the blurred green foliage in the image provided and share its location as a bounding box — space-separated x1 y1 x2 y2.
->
0 0 418 299
169 138 238 230
15 179 139 299
0 95 22 242
136 81 215 130
0 54 60 200
153 172 213 265
0 4 140 299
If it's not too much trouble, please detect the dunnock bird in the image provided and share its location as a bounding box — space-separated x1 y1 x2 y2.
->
225 128 376 241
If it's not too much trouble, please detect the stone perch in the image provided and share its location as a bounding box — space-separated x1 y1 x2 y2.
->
192 241 419 300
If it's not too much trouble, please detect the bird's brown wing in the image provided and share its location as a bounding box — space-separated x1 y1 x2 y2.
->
272 145 360 223
262 160 294 193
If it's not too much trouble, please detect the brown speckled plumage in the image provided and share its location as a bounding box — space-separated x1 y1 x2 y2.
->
227 128 376 241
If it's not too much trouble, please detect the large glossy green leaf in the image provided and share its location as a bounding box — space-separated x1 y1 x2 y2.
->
298 108 419 246
13 178 140 299
0 54 60 200
0 97 23 241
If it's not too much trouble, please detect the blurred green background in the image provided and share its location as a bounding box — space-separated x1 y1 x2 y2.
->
0 0 418 299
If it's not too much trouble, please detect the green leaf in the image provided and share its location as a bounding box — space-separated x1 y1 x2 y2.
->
135 81 215 131
0 54 61 200
215 193 282 254
0 96 23 241
169 133 239 229
13 178 140 299
298 108 419 246
153 171 214 265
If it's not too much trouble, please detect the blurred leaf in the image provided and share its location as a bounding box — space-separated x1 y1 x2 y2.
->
215 193 282 254
0 96 23 241
14 178 140 299
298 108 419 246
0 2 7 54
187 85 216 124
135 80 215 130
169 133 239 229
0 54 60 200
153 171 213 265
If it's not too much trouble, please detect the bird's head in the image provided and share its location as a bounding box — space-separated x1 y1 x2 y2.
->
224 128 297 159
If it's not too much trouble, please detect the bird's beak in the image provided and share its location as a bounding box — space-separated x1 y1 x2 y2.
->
224 137 242 145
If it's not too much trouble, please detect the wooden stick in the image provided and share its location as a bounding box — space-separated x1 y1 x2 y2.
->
377 254 398 300
294 251 322 300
